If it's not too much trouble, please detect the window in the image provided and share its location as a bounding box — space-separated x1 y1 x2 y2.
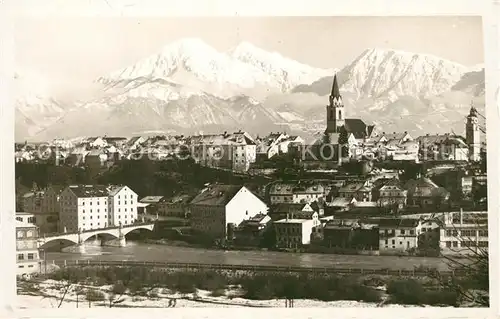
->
400 229 405 235
410 230 415 235
27 253 35 260
17 231 24 238
17 254 24 260
392 240 395 245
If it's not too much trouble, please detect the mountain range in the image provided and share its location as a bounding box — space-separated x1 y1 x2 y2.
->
14 38 485 142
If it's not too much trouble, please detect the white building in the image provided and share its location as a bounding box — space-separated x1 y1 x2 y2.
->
378 218 422 254
16 219 40 276
59 184 139 232
108 185 139 227
439 210 488 255
268 182 325 205
189 184 268 240
274 218 315 248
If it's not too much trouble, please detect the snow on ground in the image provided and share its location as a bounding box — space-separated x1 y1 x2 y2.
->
16 280 444 309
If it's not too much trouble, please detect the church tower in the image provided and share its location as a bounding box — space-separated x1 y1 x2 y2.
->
325 74 345 136
465 101 481 162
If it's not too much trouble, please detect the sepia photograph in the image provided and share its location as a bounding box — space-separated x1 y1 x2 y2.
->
6 4 498 314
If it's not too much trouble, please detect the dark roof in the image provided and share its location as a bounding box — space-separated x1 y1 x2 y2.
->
104 137 127 142
331 74 341 98
324 219 359 229
309 200 324 212
67 185 109 198
378 218 420 228
343 119 375 139
190 184 243 206
270 203 306 214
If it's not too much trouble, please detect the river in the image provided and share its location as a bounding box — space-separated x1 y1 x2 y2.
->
45 241 449 271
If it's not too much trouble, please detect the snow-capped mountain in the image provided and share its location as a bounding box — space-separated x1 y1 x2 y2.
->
97 38 332 96
17 43 485 141
13 71 69 141
293 48 468 98
229 41 334 92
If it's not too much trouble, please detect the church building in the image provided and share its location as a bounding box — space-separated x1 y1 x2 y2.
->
323 74 376 146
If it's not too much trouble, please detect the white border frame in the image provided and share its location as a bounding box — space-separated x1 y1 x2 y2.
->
1 0 498 318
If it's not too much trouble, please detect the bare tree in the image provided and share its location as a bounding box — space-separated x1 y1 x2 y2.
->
85 288 106 308
431 215 489 306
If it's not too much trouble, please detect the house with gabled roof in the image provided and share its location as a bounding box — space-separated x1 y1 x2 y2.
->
189 184 268 240
404 177 450 207
376 178 407 209
378 218 422 254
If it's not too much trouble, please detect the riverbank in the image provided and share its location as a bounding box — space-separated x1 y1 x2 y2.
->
18 264 469 308
17 279 447 309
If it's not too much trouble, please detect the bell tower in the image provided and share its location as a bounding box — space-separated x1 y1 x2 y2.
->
325 74 345 136
465 101 481 162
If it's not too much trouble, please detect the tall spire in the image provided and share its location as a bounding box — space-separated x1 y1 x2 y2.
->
469 100 478 116
331 73 341 98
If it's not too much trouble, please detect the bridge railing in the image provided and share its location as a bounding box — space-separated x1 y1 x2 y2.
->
49 259 461 277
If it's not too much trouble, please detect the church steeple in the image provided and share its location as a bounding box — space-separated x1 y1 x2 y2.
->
331 73 341 98
325 74 345 134
466 100 480 162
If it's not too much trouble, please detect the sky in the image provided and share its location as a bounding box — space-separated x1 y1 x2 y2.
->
14 16 483 97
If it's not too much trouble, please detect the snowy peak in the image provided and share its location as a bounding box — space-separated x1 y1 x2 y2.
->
341 47 468 98
229 41 334 91
98 38 332 94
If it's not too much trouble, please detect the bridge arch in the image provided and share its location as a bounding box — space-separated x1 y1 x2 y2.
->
38 237 79 250
121 224 155 237
79 231 119 243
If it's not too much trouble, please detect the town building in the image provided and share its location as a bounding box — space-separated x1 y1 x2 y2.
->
375 178 408 209
157 194 193 218
22 186 60 215
274 218 315 248
108 185 139 227
268 181 325 205
337 181 373 202
255 132 304 161
404 177 450 208
16 219 40 276
15 211 36 224
378 218 422 254
439 210 488 255
138 196 165 215
234 214 272 247
59 184 139 232
189 184 268 240
190 131 257 172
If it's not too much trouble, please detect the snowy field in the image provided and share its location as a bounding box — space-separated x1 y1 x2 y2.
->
16 279 441 309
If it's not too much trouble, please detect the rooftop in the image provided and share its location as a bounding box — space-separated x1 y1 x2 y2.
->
190 184 243 206
68 185 111 198
274 218 311 224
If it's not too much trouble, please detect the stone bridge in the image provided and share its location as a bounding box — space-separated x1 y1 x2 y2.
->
37 223 155 249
